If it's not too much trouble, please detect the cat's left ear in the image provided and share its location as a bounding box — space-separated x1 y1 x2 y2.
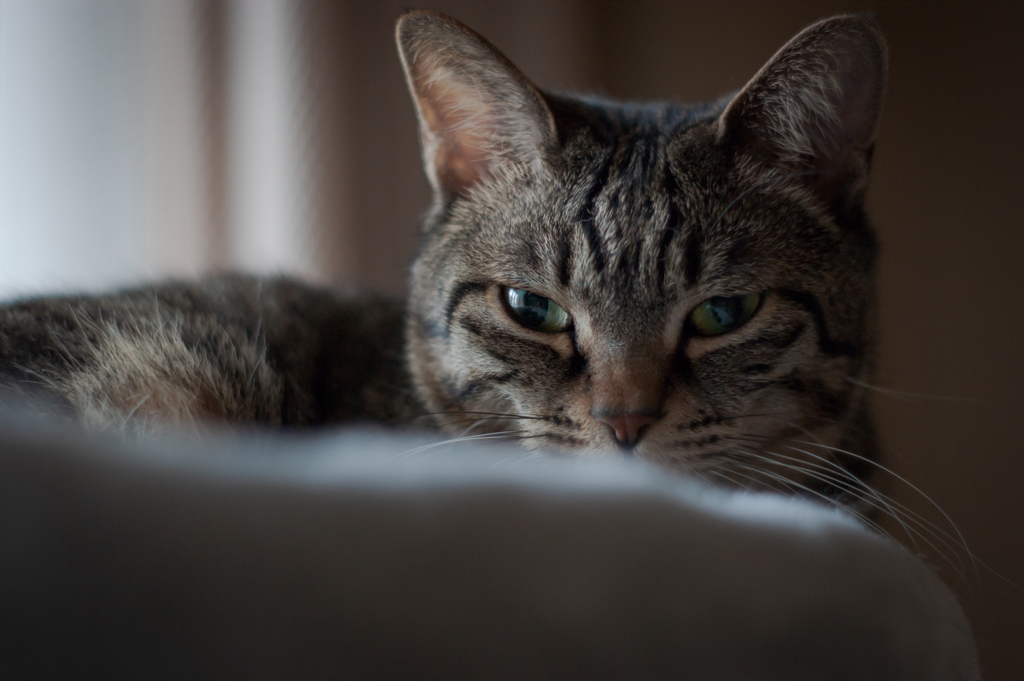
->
396 10 557 201
717 15 887 202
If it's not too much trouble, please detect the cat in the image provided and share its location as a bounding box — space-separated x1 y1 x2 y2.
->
0 11 886 516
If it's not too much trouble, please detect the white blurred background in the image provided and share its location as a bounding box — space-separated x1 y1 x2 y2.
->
0 0 320 297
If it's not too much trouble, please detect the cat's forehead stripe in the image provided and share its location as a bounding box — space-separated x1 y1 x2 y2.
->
572 127 625 278
655 151 685 290
571 118 700 300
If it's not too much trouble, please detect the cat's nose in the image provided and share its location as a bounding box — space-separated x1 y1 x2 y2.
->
592 411 658 449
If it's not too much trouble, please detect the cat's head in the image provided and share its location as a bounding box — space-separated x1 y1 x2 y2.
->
397 10 886 500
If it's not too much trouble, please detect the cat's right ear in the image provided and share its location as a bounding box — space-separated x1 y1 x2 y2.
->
396 10 557 201
717 15 887 203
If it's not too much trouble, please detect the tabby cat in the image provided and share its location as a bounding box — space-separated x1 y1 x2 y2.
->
0 11 886 513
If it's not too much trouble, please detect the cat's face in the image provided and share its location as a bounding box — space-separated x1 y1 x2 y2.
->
398 11 886 501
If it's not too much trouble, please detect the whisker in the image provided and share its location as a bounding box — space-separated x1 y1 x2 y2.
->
721 436 894 508
709 410 886 451
722 443 954 567
724 431 976 571
743 416 1019 587
773 442 973 560
722 432 915 527
432 415 530 429
727 460 898 543
727 432 995 589
706 469 759 494
844 376 980 403
710 416 968 549
784 436 979 581
416 409 547 421
455 419 487 439
397 431 525 458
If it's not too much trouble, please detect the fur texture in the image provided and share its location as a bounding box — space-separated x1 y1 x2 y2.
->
0 12 888 513
398 11 886 509
0 276 416 434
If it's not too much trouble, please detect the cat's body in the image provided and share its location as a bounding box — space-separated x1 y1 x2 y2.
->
0 276 416 433
0 11 888 514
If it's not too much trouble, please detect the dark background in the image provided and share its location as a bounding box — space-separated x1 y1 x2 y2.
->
285 1 1023 675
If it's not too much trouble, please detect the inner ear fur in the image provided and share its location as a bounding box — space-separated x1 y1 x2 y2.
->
396 10 557 200
718 15 887 201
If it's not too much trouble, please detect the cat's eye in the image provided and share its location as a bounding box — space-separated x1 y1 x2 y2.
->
504 287 571 333
689 293 762 337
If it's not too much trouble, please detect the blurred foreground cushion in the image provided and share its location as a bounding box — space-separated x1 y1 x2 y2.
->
0 423 977 680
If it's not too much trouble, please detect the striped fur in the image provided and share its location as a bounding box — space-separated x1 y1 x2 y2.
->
0 276 418 434
0 12 888 515
399 11 887 510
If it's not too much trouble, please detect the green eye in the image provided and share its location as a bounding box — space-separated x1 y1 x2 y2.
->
505 287 571 333
689 293 762 336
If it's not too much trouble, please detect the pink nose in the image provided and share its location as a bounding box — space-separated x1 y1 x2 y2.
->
593 411 658 449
